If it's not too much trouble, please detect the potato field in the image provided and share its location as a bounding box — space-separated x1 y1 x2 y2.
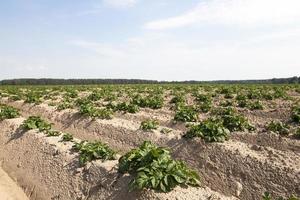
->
0 84 299 200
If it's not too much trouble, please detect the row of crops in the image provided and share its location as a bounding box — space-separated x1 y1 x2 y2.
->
0 84 299 200
0 103 299 199
1 84 300 141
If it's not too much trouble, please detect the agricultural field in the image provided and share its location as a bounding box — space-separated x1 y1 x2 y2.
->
0 84 299 200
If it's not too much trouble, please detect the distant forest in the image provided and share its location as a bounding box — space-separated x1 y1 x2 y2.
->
0 76 299 85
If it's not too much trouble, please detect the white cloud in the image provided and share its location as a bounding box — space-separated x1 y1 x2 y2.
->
69 30 300 81
103 0 138 8
145 0 300 30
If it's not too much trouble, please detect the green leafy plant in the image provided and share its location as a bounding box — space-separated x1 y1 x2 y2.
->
248 100 264 110
87 91 103 101
24 92 42 104
236 94 247 101
263 192 272 200
113 102 139 113
174 106 198 122
132 95 164 109
197 101 212 113
219 100 233 107
237 99 248 108
118 141 200 192
266 121 289 136
291 106 300 123
247 90 261 100
0 105 20 120
73 141 116 165
9 95 22 101
194 94 212 103
22 116 52 131
61 133 73 142
224 93 234 99
170 95 185 104
293 128 300 139
79 103 113 119
184 118 230 142
218 108 254 132
45 130 61 137
160 128 172 134
140 119 159 131
57 101 73 111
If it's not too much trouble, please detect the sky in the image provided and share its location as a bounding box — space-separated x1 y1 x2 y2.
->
0 0 300 81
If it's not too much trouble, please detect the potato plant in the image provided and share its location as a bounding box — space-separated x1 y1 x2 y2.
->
118 141 200 192
24 92 42 104
291 106 300 123
140 119 159 131
45 130 61 137
79 103 113 119
61 133 73 142
111 102 139 113
294 128 300 139
132 95 163 109
73 141 116 165
0 105 20 120
22 116 52 131
266 121 289 136
174 106 198 122
184 118 230 142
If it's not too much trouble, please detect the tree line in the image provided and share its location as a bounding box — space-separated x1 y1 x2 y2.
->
0 76 299 85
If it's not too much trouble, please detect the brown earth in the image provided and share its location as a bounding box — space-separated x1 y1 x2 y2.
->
1 99 299 199
0 118 237 200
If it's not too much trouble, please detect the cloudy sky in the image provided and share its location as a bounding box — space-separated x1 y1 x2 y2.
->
0 0 299 81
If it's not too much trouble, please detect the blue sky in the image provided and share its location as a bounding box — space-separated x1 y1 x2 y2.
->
1 0 299 81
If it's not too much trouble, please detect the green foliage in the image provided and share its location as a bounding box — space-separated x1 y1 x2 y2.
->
224 93 234 99
79 103 113 119
0 105 20 120
197 101 212 113
293 128 300 139
61 133 73 142
64 90 78 99
194 93 212 103
248 100 264 110
73 141 116 165
184 118 230 142
291 106 300 123
218 107 254 132
9 95 22 101
237 99 248 108
219 100 233 107
45 130 61 137
140 119 159 131
170 95 185 104
87 91 103 101
22 116 52 131
132 95 164 109
25 92 42 104
266 121 289 136
174 106 198 122
113 102 139 113
118 141 200 192
57 101 73 111
160 128 172 134
247 90 261 99
236 94 247 101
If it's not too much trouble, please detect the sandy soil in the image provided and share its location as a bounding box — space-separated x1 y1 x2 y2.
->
2 100 299 199
0 118 237 200
0 167 28 200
